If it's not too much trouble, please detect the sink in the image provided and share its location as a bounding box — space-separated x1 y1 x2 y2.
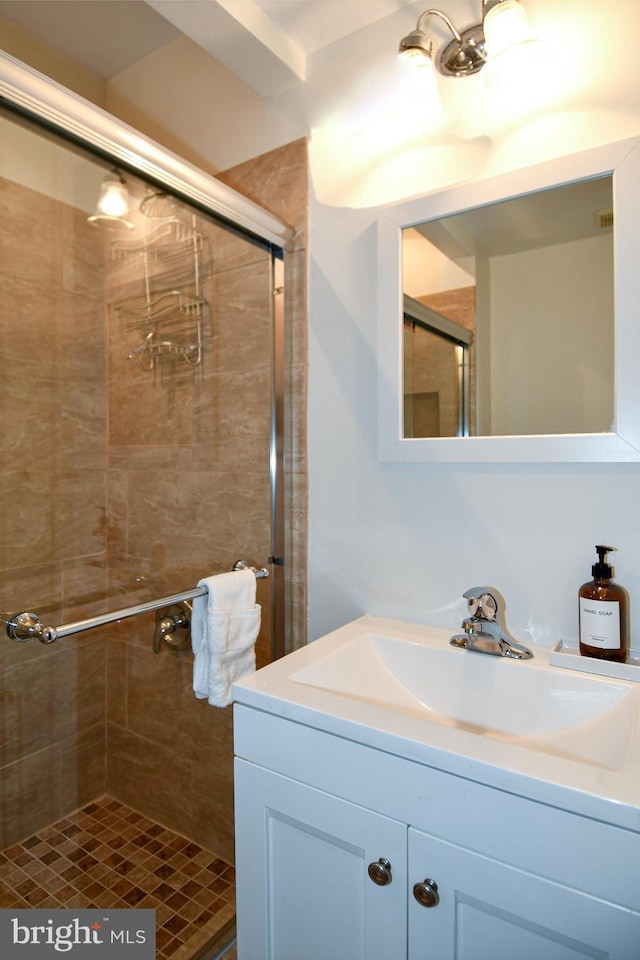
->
234 615 640 823
291 630 637 768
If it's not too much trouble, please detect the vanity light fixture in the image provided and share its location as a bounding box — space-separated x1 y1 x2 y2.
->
88 171 134 231
398 0 543 83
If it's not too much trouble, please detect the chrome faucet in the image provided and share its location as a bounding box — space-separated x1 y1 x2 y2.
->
450 587 533 660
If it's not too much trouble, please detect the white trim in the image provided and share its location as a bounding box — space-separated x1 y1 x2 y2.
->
377 137 640 463
0 51 294 252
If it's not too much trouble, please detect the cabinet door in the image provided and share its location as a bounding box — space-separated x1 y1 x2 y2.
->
235 759 408 960
408 829 640 960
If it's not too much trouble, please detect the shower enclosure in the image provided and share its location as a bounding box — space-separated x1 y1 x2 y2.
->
0 54 294 959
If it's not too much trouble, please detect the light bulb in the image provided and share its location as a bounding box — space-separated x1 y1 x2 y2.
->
399 46 444 119
402 46 430 65
482 0 552 99
88 173 134 231
483 1 536 59
97 177 130 217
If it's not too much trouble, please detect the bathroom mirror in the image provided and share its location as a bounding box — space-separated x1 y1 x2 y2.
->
377 137 640 462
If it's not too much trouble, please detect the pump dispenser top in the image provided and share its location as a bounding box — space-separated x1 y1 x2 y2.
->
579 544 629 663
592 544 615 579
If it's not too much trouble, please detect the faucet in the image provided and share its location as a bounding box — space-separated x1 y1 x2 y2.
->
450 587 533 660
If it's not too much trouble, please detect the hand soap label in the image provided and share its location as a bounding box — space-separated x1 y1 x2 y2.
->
579 598 621 649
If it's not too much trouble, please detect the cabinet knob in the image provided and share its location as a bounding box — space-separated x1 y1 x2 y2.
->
368 858 393 886
413 878 440 908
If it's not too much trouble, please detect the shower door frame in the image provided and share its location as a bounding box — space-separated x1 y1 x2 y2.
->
0 50 293 660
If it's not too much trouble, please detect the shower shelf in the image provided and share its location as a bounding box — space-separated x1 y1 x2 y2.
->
111 218 203 264
114 290 207 325
111 211 210 371
128 333 202 366
117 291 206 368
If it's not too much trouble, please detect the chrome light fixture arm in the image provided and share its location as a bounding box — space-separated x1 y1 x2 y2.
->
399 1 538 79
415 9 464 45
399 4 488 77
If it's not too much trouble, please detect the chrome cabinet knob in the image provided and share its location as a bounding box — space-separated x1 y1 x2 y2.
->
413 878 439 907
368 858 392 886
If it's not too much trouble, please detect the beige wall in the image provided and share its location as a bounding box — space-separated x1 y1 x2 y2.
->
106 35 303 176
0 15 106 106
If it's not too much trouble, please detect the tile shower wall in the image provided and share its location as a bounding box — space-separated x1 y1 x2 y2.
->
418 288 476 435
0 176 108 847
0 137 308 865
219 138 309 651
103 197 274 863
105 137 309 857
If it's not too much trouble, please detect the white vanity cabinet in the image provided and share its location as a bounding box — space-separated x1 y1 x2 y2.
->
234 705 640 960
235 759 408 960
408 829 639 959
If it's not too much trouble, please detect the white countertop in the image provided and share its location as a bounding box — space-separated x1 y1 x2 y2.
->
233 615 640 833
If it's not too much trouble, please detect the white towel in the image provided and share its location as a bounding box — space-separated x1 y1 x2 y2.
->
191 570 261 707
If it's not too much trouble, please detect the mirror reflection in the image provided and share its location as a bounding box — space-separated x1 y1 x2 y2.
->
402 176 614 438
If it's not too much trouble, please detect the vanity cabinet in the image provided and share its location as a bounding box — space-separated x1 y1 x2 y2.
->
235 760 407 960
234 705 640 960
408 829 638 959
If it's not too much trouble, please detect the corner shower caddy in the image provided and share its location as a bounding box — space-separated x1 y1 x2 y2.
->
111 192 209 370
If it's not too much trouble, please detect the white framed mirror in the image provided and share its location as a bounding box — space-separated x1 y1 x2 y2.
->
377 137 640 462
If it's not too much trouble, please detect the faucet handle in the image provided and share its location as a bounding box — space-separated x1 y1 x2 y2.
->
463 587 498 622
454 587 533 660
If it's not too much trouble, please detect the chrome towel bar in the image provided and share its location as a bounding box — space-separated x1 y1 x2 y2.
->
2 561 269 645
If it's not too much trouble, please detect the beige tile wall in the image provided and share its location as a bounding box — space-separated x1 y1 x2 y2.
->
0 177 108 847
0 137 308 864
218 138 309 651
417 287 476 436
103 194 274 862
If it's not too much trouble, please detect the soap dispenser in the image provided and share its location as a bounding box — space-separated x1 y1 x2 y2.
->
578 545 629 663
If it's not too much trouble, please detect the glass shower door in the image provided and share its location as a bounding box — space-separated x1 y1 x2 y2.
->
0 106 279 959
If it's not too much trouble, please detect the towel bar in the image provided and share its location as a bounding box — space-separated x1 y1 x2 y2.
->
2 560 268 645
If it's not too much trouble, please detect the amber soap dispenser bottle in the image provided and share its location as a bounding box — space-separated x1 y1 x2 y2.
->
579 545 629 663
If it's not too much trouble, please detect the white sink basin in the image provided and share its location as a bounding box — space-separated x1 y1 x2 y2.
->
233 615 640 827
291 630 636 769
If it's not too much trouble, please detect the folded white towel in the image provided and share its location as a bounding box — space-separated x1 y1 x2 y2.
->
191 569 261 707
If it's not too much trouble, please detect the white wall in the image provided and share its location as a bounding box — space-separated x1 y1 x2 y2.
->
489 234 614 436
302 0 640 648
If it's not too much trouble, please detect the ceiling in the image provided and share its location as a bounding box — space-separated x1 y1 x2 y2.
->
416 176 614 260
0 1 179 77
0 0 415 92
255 0 412 54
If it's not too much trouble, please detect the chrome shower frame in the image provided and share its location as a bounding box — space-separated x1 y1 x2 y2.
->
0 51 294 661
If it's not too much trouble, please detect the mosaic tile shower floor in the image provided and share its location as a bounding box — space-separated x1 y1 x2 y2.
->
0 795 235 959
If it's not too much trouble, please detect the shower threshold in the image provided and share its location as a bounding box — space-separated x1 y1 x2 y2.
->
0 795 235 959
